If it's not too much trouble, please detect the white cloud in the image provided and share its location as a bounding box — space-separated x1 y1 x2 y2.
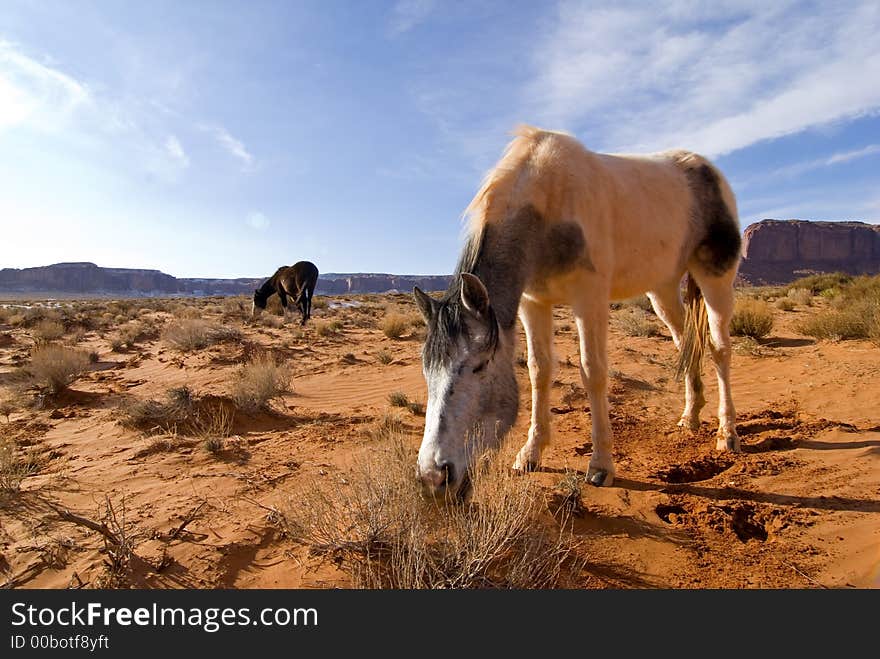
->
247 211 269 230
742 144 880 184
164 135 189 168
526 1 880 156
199 123 254 170
0 40 90 132
388 0 436 35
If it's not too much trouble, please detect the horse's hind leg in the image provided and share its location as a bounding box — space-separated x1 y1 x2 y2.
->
690 268 738 451
512 298 554 472
647 283 705 430
572 298 614 486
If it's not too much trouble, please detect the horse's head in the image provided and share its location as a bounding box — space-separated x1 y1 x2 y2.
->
252 289 268 318
413 273 518 499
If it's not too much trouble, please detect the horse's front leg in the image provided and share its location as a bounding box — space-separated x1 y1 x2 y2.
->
513 298 554 472
573 302 615 487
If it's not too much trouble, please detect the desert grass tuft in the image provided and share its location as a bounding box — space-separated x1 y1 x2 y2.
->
26 344 91 394
614 308 661 337
231 354 291 412
730 298 774 339
381 313 410 339
282 433 582 589
388 391 409 408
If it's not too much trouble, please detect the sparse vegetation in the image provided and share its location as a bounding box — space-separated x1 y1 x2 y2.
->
32 319 65 343
775 297 796 311
0 436 39 496
377 349 393 365
27 344 91 394
796 275 880 342
315 321 341 337
388 391 409 407
381 313 410 339
282 434 581 589
614 307 661 337
406 401 425 416
161 319 241 351
231 354 291 412
787 287 813 307
786 272 852 296
730 298 774 339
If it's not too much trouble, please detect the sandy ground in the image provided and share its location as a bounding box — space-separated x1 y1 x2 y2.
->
1 293 878 589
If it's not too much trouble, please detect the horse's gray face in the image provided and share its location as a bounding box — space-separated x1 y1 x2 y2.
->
413 274 518 499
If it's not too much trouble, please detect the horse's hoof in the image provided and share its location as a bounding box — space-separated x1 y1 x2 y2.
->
587 469 613 487
716 434 741 453
677 417 699 432
525 461 539 473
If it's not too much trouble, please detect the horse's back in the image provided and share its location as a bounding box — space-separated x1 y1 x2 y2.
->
487 127 738 300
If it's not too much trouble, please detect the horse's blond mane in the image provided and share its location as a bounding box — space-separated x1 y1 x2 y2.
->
457 125 552 271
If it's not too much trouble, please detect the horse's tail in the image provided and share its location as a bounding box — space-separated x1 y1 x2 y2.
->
674 274 709 381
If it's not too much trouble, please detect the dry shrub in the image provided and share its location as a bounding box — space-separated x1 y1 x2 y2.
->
32 319 65 343
730 299 774 338
774 297 796 311
222 296 250 320
787 287 812 307
314 319 343 336
161 319 240 351
614 308 661 337
259 315 284 329
377 349 393 365
121 386 236 441
617 294 654 313
120 386 203 435
231 355 291 412
0 436 40 496
786 272 852 296
796 307 876 341
27 344 90 394
388 391 409 407
796 275 880 342
382 313 410 339
407 401 425 416
282 434 581 589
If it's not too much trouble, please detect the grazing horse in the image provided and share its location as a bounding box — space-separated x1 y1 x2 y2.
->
413 125 741 497
252 261 319 325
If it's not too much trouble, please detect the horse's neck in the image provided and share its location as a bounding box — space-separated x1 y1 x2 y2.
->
259 277 277 296
469 223 531 331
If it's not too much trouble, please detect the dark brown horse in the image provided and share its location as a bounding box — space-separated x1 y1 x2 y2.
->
252 261 319 325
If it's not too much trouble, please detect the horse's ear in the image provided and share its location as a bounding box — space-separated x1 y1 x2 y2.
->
460 273 490 318
413 287 436 322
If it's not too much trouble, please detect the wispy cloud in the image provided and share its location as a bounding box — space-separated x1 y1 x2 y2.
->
246 211 269 230
199 123 254 170
0 39 90 132
164 135 189 168
388 0 436 36
526 1 880 156
764 144 880 181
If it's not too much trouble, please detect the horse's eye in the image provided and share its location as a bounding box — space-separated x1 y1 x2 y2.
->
472 361 487 374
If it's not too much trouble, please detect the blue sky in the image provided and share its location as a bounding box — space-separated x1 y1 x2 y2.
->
1 0 879 278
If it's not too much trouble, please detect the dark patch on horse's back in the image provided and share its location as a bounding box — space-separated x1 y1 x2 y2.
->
542 220 594 274
685 164 741 276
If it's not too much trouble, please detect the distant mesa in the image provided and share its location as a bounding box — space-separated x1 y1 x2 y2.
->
4 218 878 296
0 261 452 297
738 219 880 285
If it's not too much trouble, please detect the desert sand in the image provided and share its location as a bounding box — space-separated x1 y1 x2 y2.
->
1 292 878 589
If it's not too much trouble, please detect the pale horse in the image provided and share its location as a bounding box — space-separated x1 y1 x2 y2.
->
413 125 742 498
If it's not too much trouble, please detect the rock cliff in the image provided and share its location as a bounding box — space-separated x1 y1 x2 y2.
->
738 220 880 285
0 263 452 297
